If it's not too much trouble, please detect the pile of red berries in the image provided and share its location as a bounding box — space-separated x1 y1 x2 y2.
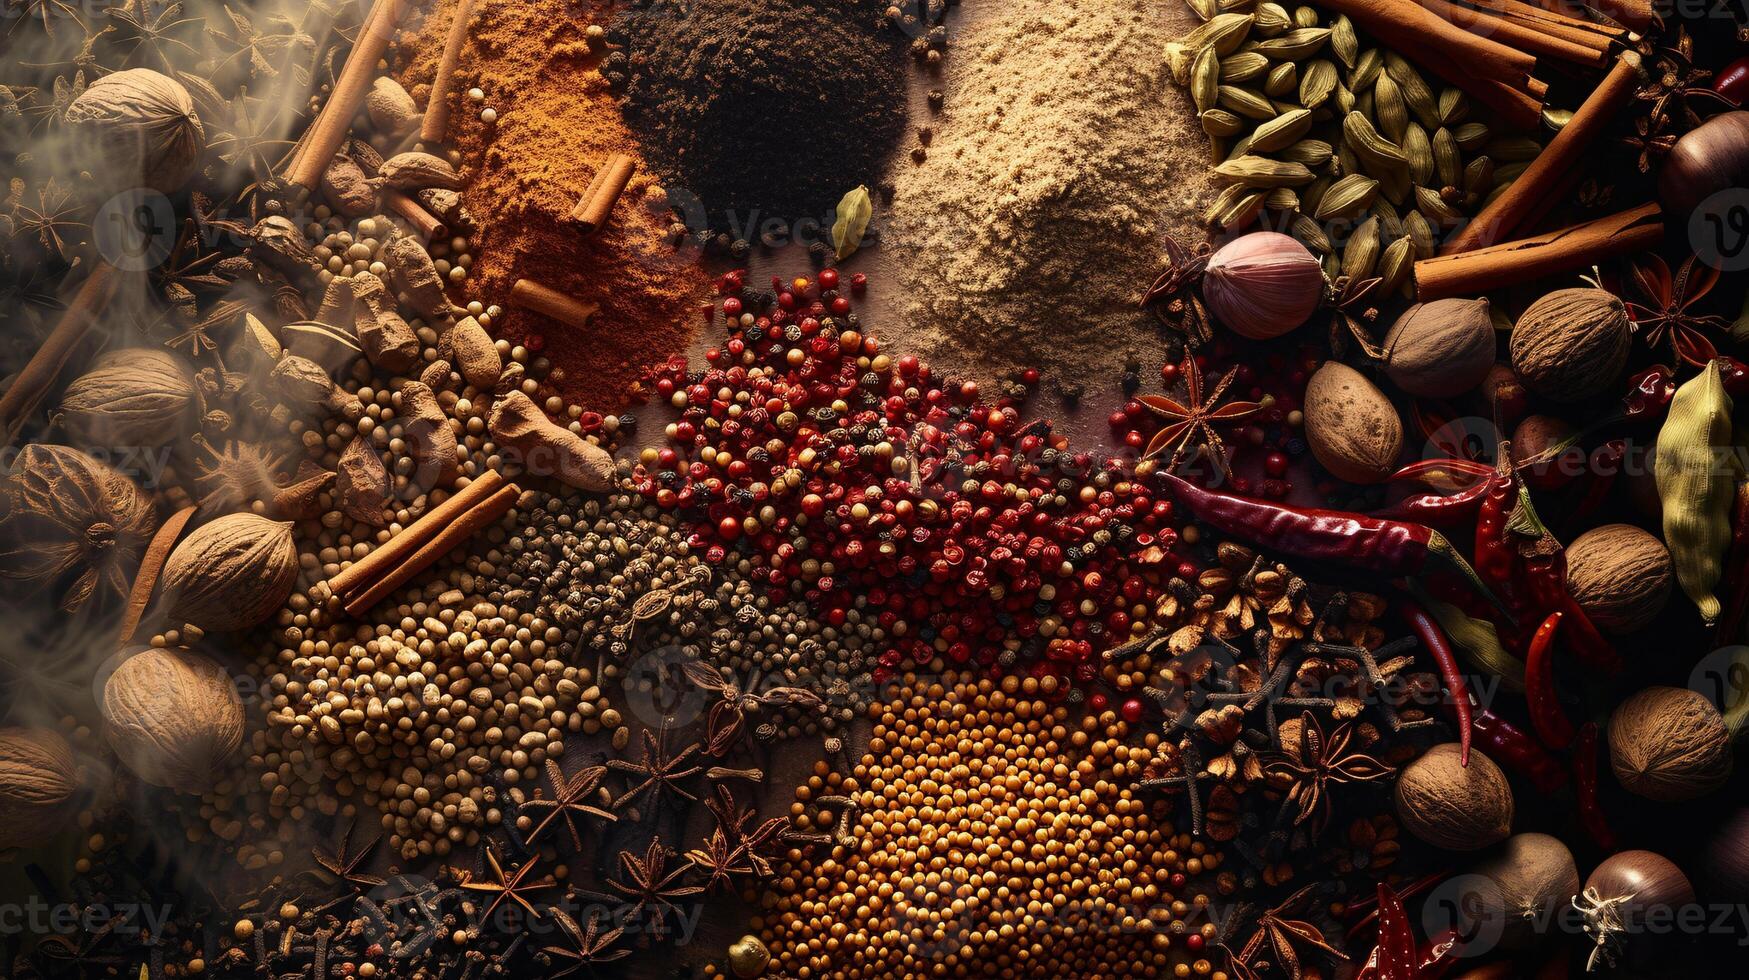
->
635 270 1187 683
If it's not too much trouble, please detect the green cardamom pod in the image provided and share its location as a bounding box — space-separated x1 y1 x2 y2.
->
1300 175 1332 216
1279 139 1333 168
1330 15 1359 68
1299 60 1337 109
1402 123 1434 186
1291 211 1333 253
1343 216 1381 281
1218 85 1278 120
1414 184 1462 227
1349 49 1382 93
1313 173 1379 221
1453 122 1491 153
1254 2 1291 36
1405 211 1436 259
1183 13 1254 56
1656 360 1738 624
1213 155 1316 187
1192 47 1220 113
1384 52 1440 128
1374 73 1409 145
1250 108 1313 151
1200 108 1246 138
1376 236 1415 297
1464 155 1494 194
1432 127 1462 189
1219 51 1270 82
1187 0 1218 20
1265 62 1299 98
1253 27 1329 60
1293 5 1320 28
1438 88 1469 127
1487 137 1543 162
1264 187 1300 211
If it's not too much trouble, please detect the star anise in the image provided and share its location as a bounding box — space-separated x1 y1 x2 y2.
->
458 845 555 921
608 838 703 939
5 0 87 36
104 0 202 70
607 723 704 813
686 785 788 890
539 909 629 978
1326 273 1384 359
1263 712 1394 838
682 660 825 755
1141 236 1214 345
1136 354 1262 473
520 759 617 851
20 72 87 132
1625 252 1728 367
312 820 385 894
8 177 87 260
209 4 315 82
1224 884 1348 980
1626 27 1733 171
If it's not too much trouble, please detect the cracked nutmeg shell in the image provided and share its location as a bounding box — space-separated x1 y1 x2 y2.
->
1395 743 1514 850
0 444 156 613
101 648 243 794
160 512 298 632
1608 686 1732 802
0 727 80 849
1508 288 1631 403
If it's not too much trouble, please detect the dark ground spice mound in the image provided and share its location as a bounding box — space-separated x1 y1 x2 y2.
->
614 0 908 229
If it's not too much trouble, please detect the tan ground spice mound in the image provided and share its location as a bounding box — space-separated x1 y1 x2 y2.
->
886 0 1215 383
402 0 707 414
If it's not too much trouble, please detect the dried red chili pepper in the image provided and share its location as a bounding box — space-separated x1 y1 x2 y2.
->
1401 599 1473 766
1155 472 1502 608
1524 612 1575 750
1374 475 1492 525
1520 541 1622 675
1363 883 1422 980
1624 358 1749 421
1345 870 1448 933
1569 439 1626 528
1390 458 1494 490
1463 704 1568 794
1473 457 1520 613
1572 721 1619 851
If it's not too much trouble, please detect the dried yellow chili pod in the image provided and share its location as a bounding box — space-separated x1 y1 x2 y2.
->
1655 360 1737 623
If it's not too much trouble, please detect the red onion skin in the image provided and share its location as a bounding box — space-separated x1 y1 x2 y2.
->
1202 232 1324 340
1584 850 1696 936
1659 112 1749 220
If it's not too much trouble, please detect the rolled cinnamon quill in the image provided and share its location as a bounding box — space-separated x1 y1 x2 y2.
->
384 188 448 240
510 279 600 329
1415 202 1664 300
570 153 639 235
0 260 119 444
1442 52 1642 256
286 0 415 190
343 483 520 615
327 469 504 598
420 0 483 146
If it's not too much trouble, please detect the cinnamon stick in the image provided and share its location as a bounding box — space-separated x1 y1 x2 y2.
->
286 0 415 190
343 482 519 615
1422 0 1607 68
1463 0 1627 48
569 153 639 235
420 0 482 146
1415 202 1663 299
510 279 600 329
384 188 448 239
0 260 119 444
1316 0 1543 130
328 469 504 597
1441 52 1642 255
116 505 198 649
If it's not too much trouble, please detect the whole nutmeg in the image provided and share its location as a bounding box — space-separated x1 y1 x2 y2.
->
1512 415 1584 491
1304 362 1403 483
1382 298 1496 398
65 68 205 192
1202 232 1324 340
365 77 419 136
1395 743 1514 850
161 513 299 631
1608 686 1732 802
727 935 771 978
1566 524 1673 633
102 648 243 794
0 727 80 849
1658 111 1749 220
55 349 197 449
1508 288 1631 402
1464 833 1580 950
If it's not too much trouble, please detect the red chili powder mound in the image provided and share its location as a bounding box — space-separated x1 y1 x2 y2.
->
401 0 707 413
